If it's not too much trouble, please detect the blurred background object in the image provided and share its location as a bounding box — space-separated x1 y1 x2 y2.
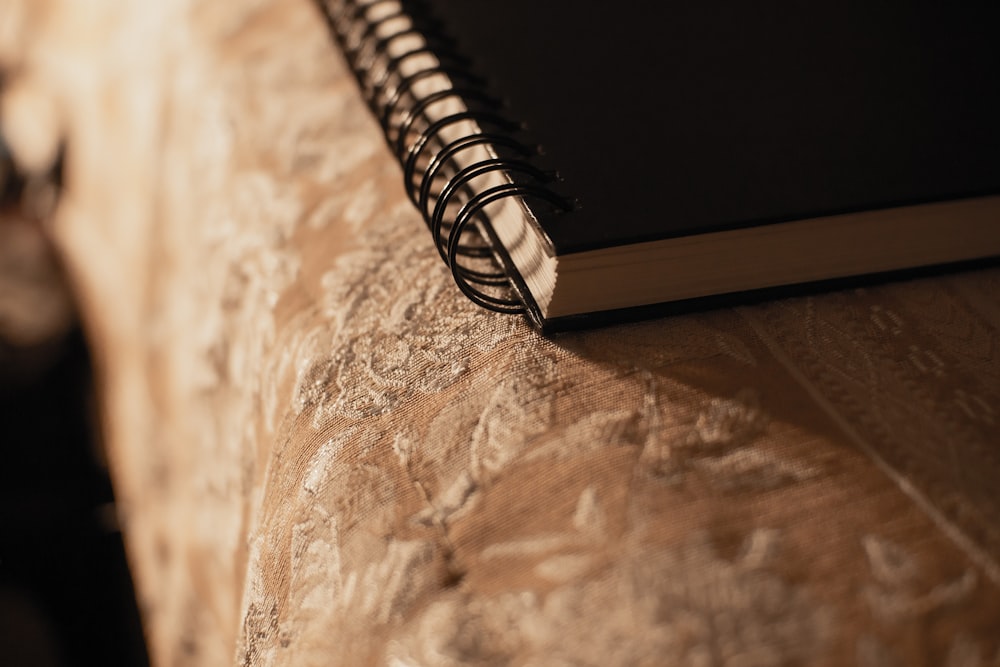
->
0 128 149 665
0 143 70 379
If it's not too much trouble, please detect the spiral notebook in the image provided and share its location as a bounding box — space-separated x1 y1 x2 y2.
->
319 0 1000 332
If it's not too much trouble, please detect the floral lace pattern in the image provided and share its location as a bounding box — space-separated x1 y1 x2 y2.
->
13 0 1000 664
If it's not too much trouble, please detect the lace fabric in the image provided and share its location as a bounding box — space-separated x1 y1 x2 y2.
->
5 0 999 664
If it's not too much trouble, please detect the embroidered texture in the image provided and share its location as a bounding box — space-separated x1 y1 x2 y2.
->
11 0 1000 665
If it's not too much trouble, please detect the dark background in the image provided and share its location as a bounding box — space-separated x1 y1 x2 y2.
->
1 331 149 666
1 119 147 667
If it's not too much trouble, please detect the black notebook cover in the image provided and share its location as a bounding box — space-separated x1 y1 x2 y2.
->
424 0 1000 252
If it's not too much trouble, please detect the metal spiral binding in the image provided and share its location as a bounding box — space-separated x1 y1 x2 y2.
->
317 0 573 314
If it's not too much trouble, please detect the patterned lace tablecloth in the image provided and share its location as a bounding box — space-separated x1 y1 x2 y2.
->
4 0 998 664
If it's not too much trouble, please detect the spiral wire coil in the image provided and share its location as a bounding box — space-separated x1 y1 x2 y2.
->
317 0 572 313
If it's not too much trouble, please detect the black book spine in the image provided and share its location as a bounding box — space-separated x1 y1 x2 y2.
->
315 0 570 314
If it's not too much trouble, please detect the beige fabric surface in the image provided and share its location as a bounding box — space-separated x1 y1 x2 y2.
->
3 0 999 665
